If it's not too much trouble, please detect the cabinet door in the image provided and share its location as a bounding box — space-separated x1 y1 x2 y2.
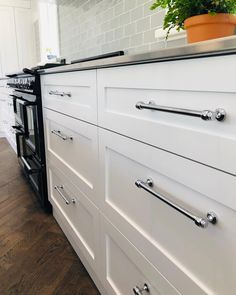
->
100 215 180 295
41 70 97 124
97 58 236 175
0 7 19 74
14 8 36 69
48 164 100 274
0 98 4 136
99 128 236 295
44 108 100 207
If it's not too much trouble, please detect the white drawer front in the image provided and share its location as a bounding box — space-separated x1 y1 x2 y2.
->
99 128 236 295
97 57 236 175
48 164 100 272
41 70 97 124
44 108 100 206
101 215 180 295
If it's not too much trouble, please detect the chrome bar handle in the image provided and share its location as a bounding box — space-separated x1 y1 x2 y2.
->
51 130 73 141
54 185 70 205
133 284 149 295
135 178 217 228
136 101 226 122
49 90 71 97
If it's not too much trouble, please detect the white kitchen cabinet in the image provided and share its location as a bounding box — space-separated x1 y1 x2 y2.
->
100 215 180 295
0 98 5 137
14 7 36 69
0 5 36 76
41 70 97 124
0 80 16 151
0 7 19 75
48 163 100 274
42 54 236 295
97 56 236 175
44 108 100 207
98 128 236 295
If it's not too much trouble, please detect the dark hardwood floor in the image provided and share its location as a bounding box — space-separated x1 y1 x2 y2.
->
0 138 100 295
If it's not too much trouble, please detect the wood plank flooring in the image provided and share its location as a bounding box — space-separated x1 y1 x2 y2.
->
0 138 100 295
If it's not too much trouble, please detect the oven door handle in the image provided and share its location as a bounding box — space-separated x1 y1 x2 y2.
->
12 125 22 131
10 95 35 106
21 156 41 174
12 126 25 136
10 94 26 101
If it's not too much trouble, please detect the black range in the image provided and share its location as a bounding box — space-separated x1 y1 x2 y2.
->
7 69 51 211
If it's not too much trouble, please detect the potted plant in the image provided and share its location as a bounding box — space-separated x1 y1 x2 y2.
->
150 0 236 43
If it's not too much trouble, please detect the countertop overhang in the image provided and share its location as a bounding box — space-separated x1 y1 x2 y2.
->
40 36 236 75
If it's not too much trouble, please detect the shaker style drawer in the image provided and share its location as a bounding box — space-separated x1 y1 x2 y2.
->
48 164 100 273
99 128 236 295
97 56 236 175
100 215 180 295
44 108 100 207
41 70 97 124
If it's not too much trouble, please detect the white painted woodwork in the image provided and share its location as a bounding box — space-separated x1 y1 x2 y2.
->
100 215 181 295
14 8 36 69
99 128 236 295
44 108 100 207
0 81 16 151
0 0 31 9
97 56 236 175
0 5 36 76
41 70 97 124
53 206 108 295
0 7 19 74
48 163 100 274
41 54 236 295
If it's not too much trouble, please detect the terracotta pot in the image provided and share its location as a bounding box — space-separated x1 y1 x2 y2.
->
184 13 236 43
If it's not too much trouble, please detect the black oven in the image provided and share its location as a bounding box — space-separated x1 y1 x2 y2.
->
8 72 51 212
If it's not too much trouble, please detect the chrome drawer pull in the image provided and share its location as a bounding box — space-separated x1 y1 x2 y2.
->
51 130 73 141
133 283 149 295
136 101 226 122
54 185 73 205
49 90 72 97
135 178 217 228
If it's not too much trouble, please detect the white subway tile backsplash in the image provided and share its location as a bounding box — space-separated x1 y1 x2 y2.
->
57 0 185 61
130 32 143 46
130 6 143 22
124 0 137 11
125 23 136 36
136 16 150 33
151 10 166 28
114 2 124 16
114 27 124 40
119 11 131 26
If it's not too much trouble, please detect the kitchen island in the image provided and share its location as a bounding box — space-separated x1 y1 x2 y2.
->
40 37 236 295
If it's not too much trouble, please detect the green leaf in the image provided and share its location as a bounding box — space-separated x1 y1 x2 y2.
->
150 0 236 39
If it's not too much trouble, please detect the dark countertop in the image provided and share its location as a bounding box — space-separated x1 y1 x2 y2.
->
40 36 236 75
